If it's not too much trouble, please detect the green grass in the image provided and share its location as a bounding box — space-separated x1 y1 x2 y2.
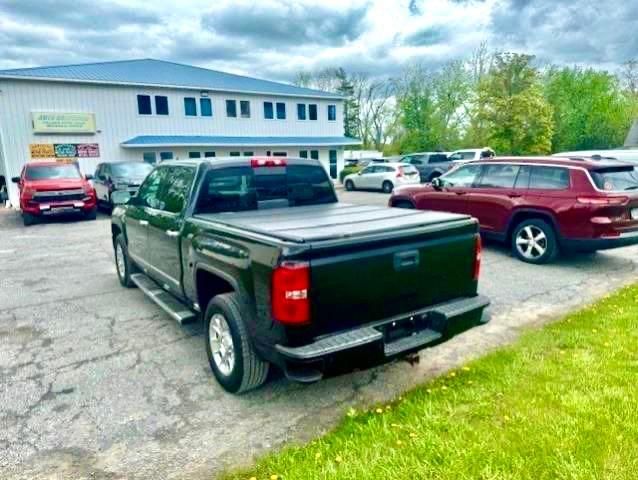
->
224 285 638 480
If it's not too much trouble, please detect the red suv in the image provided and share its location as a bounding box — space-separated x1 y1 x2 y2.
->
11 161 97 226
389 157 638 263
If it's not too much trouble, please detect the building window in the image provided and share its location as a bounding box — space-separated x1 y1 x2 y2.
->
229 151 241 157
264 102 274 119
155 96 169 115
200 98 213 117
276 102 286 119
240 100 251 118
329 150 338 179
204 151 216 158
160 152 174 161
242 151 254 156
189 152 201 158
297 103 306 120
328 104 336 121
299 150 308 158
184 97 197 116
273 152 287 157
143 152 156 163
226 100 237 117
310 150 319 160
137 95 152 115
308 104 318 121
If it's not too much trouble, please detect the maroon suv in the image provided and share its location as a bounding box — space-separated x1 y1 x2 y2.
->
389 157 638 264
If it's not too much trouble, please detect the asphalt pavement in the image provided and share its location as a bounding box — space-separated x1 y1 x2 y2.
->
1 192 637 479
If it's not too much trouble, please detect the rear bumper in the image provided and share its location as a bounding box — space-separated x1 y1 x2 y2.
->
275 294 490 381
562 230 638 251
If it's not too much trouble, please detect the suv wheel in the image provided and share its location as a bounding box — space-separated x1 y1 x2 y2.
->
382 181 394 193
345 180 355 191
512 219 558 264
23 213 37 227
114 234 138 287
205 293 269 394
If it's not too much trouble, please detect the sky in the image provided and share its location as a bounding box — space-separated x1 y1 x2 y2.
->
0 0 636 82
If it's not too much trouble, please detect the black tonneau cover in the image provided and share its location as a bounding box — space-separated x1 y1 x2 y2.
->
194 203 471 243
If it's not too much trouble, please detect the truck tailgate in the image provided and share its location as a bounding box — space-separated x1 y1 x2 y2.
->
307 215 479 335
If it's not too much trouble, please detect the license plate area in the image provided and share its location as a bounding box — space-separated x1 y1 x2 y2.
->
380 313 433 342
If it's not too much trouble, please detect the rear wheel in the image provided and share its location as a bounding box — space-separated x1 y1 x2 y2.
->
22 213 37 226
382 181 394 193
205 293 269 394
84 207 97 220
511 219 558 264
345 180 355 191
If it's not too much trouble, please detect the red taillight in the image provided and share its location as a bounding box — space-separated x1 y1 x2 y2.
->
396 167 404 178
473 235 482 281
251 157 287 168
272 261 310 325
577 196 629 206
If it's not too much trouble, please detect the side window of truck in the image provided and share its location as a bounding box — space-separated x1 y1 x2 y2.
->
157 166 196 214
136 169 164 209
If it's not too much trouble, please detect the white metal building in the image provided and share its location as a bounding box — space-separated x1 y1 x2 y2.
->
0 59 359 206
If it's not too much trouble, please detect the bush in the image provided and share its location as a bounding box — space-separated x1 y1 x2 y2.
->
339 165 361 183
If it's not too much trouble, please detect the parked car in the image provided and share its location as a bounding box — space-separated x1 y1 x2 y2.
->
111 156 489 393
447 148 496 170
94 161 153 211
11 161 96 226
400 152 450 182
553 149 638 163
389 156 638 264
343 162 420 193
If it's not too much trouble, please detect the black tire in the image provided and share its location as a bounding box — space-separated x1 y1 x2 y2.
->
205 293 269 394
394 201 415 209
84 207 97 220
114 234 138 288
23 213 37 226
382 181 394 193
511 218 558 264
345 180 355 191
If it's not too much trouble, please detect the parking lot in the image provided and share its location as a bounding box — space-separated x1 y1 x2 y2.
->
2 189 638 480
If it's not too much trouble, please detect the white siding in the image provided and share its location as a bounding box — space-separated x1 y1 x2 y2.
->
0 79 345 205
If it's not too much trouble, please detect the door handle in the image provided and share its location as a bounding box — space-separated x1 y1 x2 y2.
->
455 191 466 195
166 230 179 237
508 193 522 198
139 220 149 226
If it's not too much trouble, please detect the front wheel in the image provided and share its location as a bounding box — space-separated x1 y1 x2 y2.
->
23 213 38 226
382 181 394 193
345 180 355 191
114 234 138 287
84 207 97 221
205 293 269 394
511 219 558 264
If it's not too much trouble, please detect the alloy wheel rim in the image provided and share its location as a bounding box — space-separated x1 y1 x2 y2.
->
516 225 547 260
209 313 235 376
115 244 126 279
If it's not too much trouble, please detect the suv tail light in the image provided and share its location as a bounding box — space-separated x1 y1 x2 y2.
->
272 261 310 325
251 158 286 168
473 235 482 281
577 196 629 206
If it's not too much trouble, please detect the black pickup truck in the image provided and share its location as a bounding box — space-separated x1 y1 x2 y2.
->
111 157 489 393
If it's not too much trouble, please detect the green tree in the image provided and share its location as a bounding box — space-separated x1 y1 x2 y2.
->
476 53 554 155
335 68 360 139
544 66 637 151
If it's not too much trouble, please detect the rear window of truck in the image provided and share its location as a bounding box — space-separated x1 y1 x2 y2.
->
590 166 638 191
195 164 337 214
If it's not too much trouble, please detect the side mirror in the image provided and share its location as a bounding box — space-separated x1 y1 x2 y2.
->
111 190 132 206
432 177 443 190
11 177 20 184
85 174 94 181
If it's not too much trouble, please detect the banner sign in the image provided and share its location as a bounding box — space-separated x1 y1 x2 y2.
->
32 112 96 134
54 143 77 158
76 143 100 157
29 143 55 158
29 143 100 159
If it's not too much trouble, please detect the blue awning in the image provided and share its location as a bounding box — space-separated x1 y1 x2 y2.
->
121 135 361 148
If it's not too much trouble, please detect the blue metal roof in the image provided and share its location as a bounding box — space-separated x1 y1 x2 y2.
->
121 135 360 147
0 58 342 99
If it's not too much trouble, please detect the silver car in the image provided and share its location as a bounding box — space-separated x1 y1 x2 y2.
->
343 162 420 193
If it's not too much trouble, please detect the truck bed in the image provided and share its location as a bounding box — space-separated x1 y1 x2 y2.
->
194 203 472 244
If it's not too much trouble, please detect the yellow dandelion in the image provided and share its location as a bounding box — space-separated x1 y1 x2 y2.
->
375 408 383 414
249 477 257 480
462 366 471 372
391 423 401 428
441 385 448 391
409 432 418 438
468 380 473 385
449 372 456 377
426 388 432 394
396 440 403 446
270 475 279 480
335 455 343 463
347 407 357 417
504 415 511 422
315 452 322 459
385 405 391 410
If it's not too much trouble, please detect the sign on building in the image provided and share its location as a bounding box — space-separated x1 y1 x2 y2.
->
29 143 55 158
32 112 96 134
29 143 100 159
77 143 100 157
54 144 78 157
